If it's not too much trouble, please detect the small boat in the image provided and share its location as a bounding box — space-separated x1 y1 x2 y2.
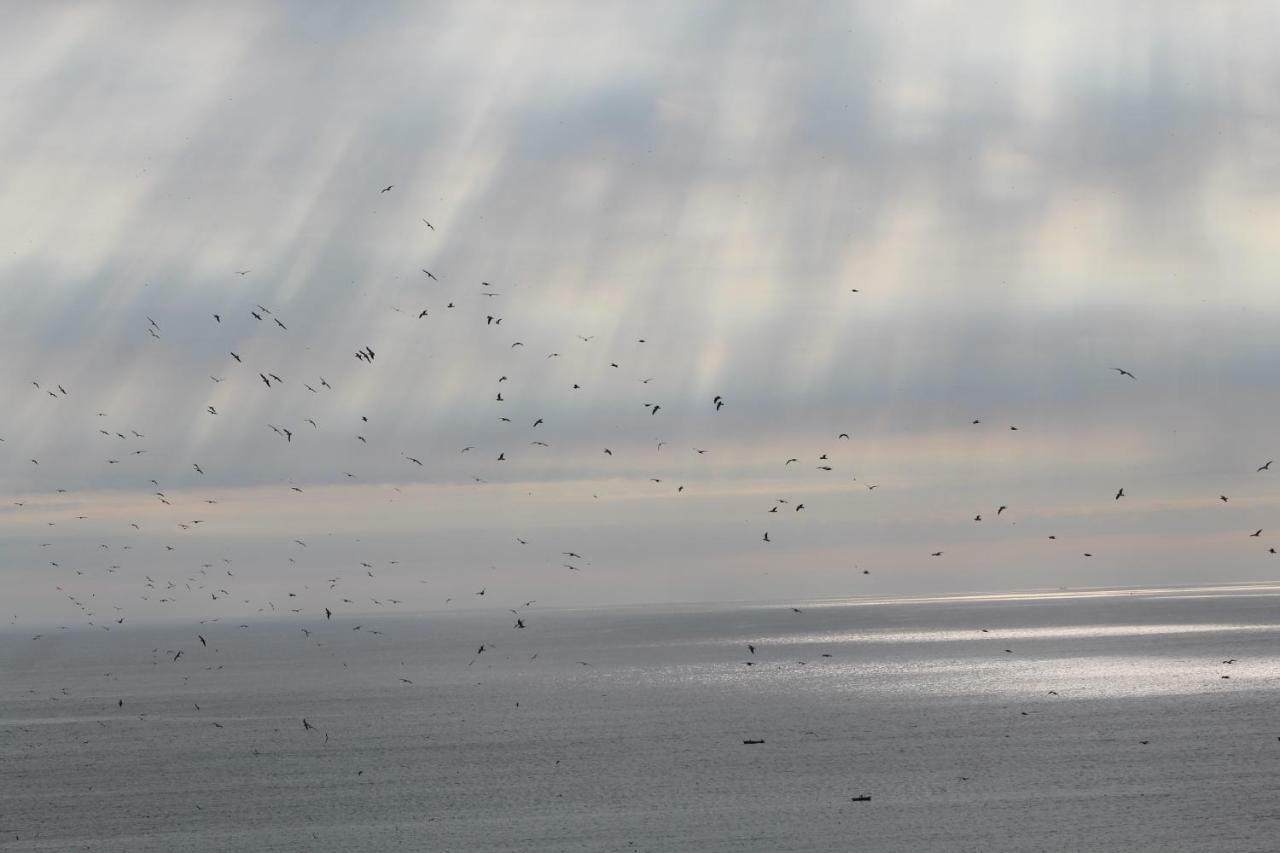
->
742 739 765 745
850 795 872 802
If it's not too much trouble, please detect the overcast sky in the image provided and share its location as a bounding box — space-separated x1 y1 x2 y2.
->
4 2 1280 625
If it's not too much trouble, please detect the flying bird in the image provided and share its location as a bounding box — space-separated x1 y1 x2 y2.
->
1112 368 1136 379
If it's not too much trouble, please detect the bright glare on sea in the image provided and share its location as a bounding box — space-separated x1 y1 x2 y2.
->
3 585 1279 852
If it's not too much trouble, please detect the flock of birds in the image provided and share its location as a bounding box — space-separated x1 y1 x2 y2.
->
5 184 1279 749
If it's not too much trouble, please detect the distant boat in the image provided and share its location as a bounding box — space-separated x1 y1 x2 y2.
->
742 739 765 745
850 795 872 802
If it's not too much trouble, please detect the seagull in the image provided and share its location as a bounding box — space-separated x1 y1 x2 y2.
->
1258 461 1273 472
422 270 437 280
422 220 435 230
1115 488 1125 500
380 185 393 193
1251 529 1263 537
1112 367 1136 379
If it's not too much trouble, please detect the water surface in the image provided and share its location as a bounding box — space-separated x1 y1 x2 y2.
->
3 586 1279 851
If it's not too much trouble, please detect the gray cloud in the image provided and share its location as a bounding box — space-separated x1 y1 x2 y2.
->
4 2 1280 624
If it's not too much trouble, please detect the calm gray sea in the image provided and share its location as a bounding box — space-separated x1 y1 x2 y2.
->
3 586 1279 852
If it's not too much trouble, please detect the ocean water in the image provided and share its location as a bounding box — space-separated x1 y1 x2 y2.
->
3 586 1279 852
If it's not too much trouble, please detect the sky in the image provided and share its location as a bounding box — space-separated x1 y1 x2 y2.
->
3 1 1280 625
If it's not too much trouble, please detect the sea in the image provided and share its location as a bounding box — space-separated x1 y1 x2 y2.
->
2 584 1279 852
